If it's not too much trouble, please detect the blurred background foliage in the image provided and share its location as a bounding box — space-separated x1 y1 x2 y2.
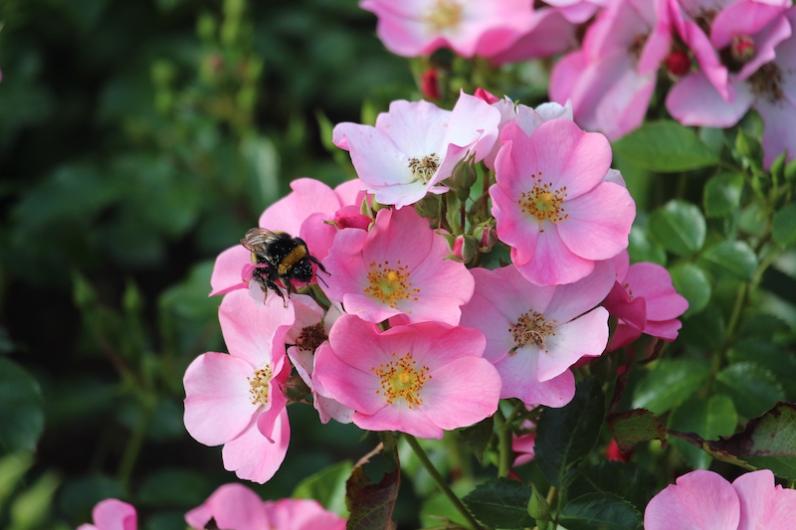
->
0 0 419 528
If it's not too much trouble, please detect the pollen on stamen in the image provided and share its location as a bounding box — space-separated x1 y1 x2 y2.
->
248 365 273 406
424 0 463 32
518 172 568 225
408 154 440 183
509 310 556 352
373 352 431 408
364 260 420 308
295 322 327 352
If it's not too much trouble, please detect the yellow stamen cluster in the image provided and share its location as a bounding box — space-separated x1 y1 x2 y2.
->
408 154 440 183
364 260 419 308
373 352 431 408
248 365 273 406
519 173 568 225
424 0 463 32
509 310 556 350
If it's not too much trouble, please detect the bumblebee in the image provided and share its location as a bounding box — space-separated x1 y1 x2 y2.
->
241 228 327 303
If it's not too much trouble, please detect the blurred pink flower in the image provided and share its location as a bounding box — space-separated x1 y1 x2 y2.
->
78 499 137 530
491 119 635 286
186 483 345 530
360 0 537 58
209 178 366 297
550 0 672 139
666 3 796 166
183 290 294 483
322 207 474 325
645 469 796 530
333 92 500 207
512 433 536 467
545 0 606 23
489 7 579 63
460 262 614 408
314 315 500 439
604 251 688 350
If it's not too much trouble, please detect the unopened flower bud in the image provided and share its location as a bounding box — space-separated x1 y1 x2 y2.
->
731 35 756 64
421 68 441 101
474 223 496 252
450 161 477 200
664 50 691 77
474 87 500 104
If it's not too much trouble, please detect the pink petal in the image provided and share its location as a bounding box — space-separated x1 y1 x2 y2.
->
421 357 501 430
321 228 369 306
378 321 486 371
364 208 434 272
222 410 290 484
264 499 346 530
711 0 787 49
210 245 251 296
185 484 268 530
757 97 796 168
736 12 791 81
183 352 257 446
607 322 643 351
644 470 740 530
550 50 589 104
334 178 366 206
491 8 577 63
671 3 729 97
92 499 137 530
353 405 443 439
666 73 753 127
557 182 635 261
299 212 337 261
375 99 451 156
625 263 689 320
734 470 796 530
258 178 341 234
537 307 609 381
219 287 295 368
361 0 441 57
644 318 683 340
495 349 576 407
444 91 501 161
313 341 385 415
544 259 616 322
515 228 595 286
604 284 648 329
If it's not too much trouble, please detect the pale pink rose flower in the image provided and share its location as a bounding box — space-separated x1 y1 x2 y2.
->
550 0 672 139
332 92 500 207
314 315 501 439
545 0 607 23
209 178 366 297
460 262 614 408
186 483 345 530
604 251 688 350
645 469 796 530
183 290 294 483
666 4 796 166
360 0 537 58
322 207 474 325
491 119 635 286
77 499 137 530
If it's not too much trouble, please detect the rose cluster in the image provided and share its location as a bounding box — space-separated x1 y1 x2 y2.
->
364 0 796 167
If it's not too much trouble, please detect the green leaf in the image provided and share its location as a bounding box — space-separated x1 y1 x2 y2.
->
701 241 758 280
571 462 657 511
632 358 710 414
457 418 494 464
608 409 667 452
628 226 666 265
9 472 60 530
708 402 796 480
559 493 642 530
669 394 738 469
716 362 785 419
729 338 796 398
612 120 718 172
650 200 706 257
293 460 353 516
346 444 400 530
670 263 712 315
535 379 606 485
703 173 743 218
773 204 796 247
137 469 214 508
0 358 44 452
462 479 533 529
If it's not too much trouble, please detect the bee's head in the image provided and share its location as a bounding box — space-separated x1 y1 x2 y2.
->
292 259 313 282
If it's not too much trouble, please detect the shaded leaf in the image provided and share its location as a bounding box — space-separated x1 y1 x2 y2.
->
632 358 710 414
608 409 666 452
670 263 711 315
293 460 352 516
716 363 785 419
701 241 757 280
559 493 642 530
0 358 44 452
773 204 796 248
703 173 743 218
346 444 400 530
462 479 533 529
137 469 214 508
612 120 718 172
650 200 706 257
669 394 738 469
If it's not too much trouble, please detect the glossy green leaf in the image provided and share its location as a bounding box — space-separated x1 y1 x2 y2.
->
773 204 796 247
650 200 706 256
670 263 712 315
632 358 710 414
559 493 642 530
669 394 738 469
612 120 718 172
716 362 785 419
701 241 757 280
703 173 743 218
628 226 666 265
293 460 352 516
462 479 533 529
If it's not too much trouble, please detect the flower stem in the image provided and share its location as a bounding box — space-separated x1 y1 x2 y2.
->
496 401 521 478
405 435 484 530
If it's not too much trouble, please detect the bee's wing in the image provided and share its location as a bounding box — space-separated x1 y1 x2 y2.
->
241 228 280 251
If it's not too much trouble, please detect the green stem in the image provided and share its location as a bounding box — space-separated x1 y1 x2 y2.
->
405 435 484 530
495 402 521 478
117 396 154 488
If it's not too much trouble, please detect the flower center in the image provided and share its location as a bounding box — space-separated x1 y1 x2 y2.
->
408 154 440 183
519 175 568 224
248 365 273 406
295 322 327 352
749 62 784 103
425 0 462 32
373 352 431 408
509 310 556 350
629 34 646 59
730 35 756 63
364 261 419 308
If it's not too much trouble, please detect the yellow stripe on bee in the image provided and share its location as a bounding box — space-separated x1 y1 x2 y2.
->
278 245 307 275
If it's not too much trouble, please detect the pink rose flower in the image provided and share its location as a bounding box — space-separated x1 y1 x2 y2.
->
550 0 672 139
545 0 606 23
314 315 501 439
209 178 365 297
322 207 474 325
333 92 500 207
666 3 796 166
183 290 294 483
604 251 688 350
360 0 537 58
512 432 536 467
186 483 345 530
78 499 137 530
284 295 354 424
460 262 614 408
488 7 579 63
491 118 635 286
645 469 796 530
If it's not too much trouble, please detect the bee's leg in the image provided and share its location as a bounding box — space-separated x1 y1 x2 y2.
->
264 267 288 307
309 256 328 274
